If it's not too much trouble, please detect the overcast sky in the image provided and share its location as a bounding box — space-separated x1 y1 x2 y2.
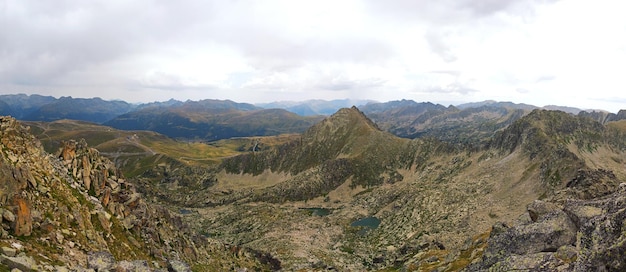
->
1 0 625 112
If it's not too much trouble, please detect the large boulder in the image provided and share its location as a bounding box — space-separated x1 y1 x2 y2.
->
468 184 626 271
474 209 576 269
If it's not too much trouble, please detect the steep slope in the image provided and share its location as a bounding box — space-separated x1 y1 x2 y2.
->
0 116 274 271
106 99 323 141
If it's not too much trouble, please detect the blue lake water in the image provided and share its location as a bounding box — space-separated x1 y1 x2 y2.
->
351 216 381 235
350 216 381 228
179 209 194 215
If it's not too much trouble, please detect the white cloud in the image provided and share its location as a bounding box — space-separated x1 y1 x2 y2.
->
1 0 626 112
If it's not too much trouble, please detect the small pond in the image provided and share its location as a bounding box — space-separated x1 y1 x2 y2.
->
350 216 381 235
300 208 331 217
350 216 381 228
179 209 194 215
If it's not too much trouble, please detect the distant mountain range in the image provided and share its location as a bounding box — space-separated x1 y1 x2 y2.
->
256 99 374 116
104 99 323 141
2 94 625 143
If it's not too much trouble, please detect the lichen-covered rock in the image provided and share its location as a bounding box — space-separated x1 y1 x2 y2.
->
469 181 626 271
87 251 116 271
571 194 626 271
116 260 152 272
563 204 603 228
479 209 576 267
167 260 191 272
0 253 40 272
527 199 560 222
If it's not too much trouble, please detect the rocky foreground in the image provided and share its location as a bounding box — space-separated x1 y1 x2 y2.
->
468 169 626 271
0 116 272 271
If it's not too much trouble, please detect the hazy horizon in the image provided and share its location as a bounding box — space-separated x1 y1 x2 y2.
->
2 0 625 112
2 92 621 113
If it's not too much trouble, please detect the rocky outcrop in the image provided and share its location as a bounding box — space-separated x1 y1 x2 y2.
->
467 182 626 271
0 116 271 270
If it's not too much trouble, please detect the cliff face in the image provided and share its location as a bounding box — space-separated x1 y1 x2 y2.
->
0 116 270 271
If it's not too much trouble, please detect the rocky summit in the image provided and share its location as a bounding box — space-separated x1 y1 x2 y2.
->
1 104 626 271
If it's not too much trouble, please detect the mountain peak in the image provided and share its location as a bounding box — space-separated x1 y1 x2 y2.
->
296 106 388 159
318 106 381 133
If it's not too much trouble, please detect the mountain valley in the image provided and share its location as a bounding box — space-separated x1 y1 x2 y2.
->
1 96 626 271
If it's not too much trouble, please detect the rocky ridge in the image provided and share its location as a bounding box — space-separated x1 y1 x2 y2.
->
0 116 271 271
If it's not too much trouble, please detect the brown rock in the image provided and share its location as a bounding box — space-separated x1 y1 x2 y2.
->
60 141 76 161
13 196 32 236
102 188 111 208
83 156 92 192
97 212 111 233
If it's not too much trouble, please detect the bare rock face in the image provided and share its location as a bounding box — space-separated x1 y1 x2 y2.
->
477 209 577 268
467 182 626 271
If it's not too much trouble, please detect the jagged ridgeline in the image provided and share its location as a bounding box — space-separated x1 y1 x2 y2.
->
0 116 274 271
490 110 626 190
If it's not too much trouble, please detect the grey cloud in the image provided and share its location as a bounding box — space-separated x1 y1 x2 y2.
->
0 0 220 84
425 31 457 62
136 71 219 91
315 77 386 92
418 82 479 95
1 0 394 89
364 0 559 25
215 26 393 71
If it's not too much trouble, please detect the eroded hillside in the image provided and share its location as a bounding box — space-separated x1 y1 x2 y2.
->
135 108 626 270
0 116 276 271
